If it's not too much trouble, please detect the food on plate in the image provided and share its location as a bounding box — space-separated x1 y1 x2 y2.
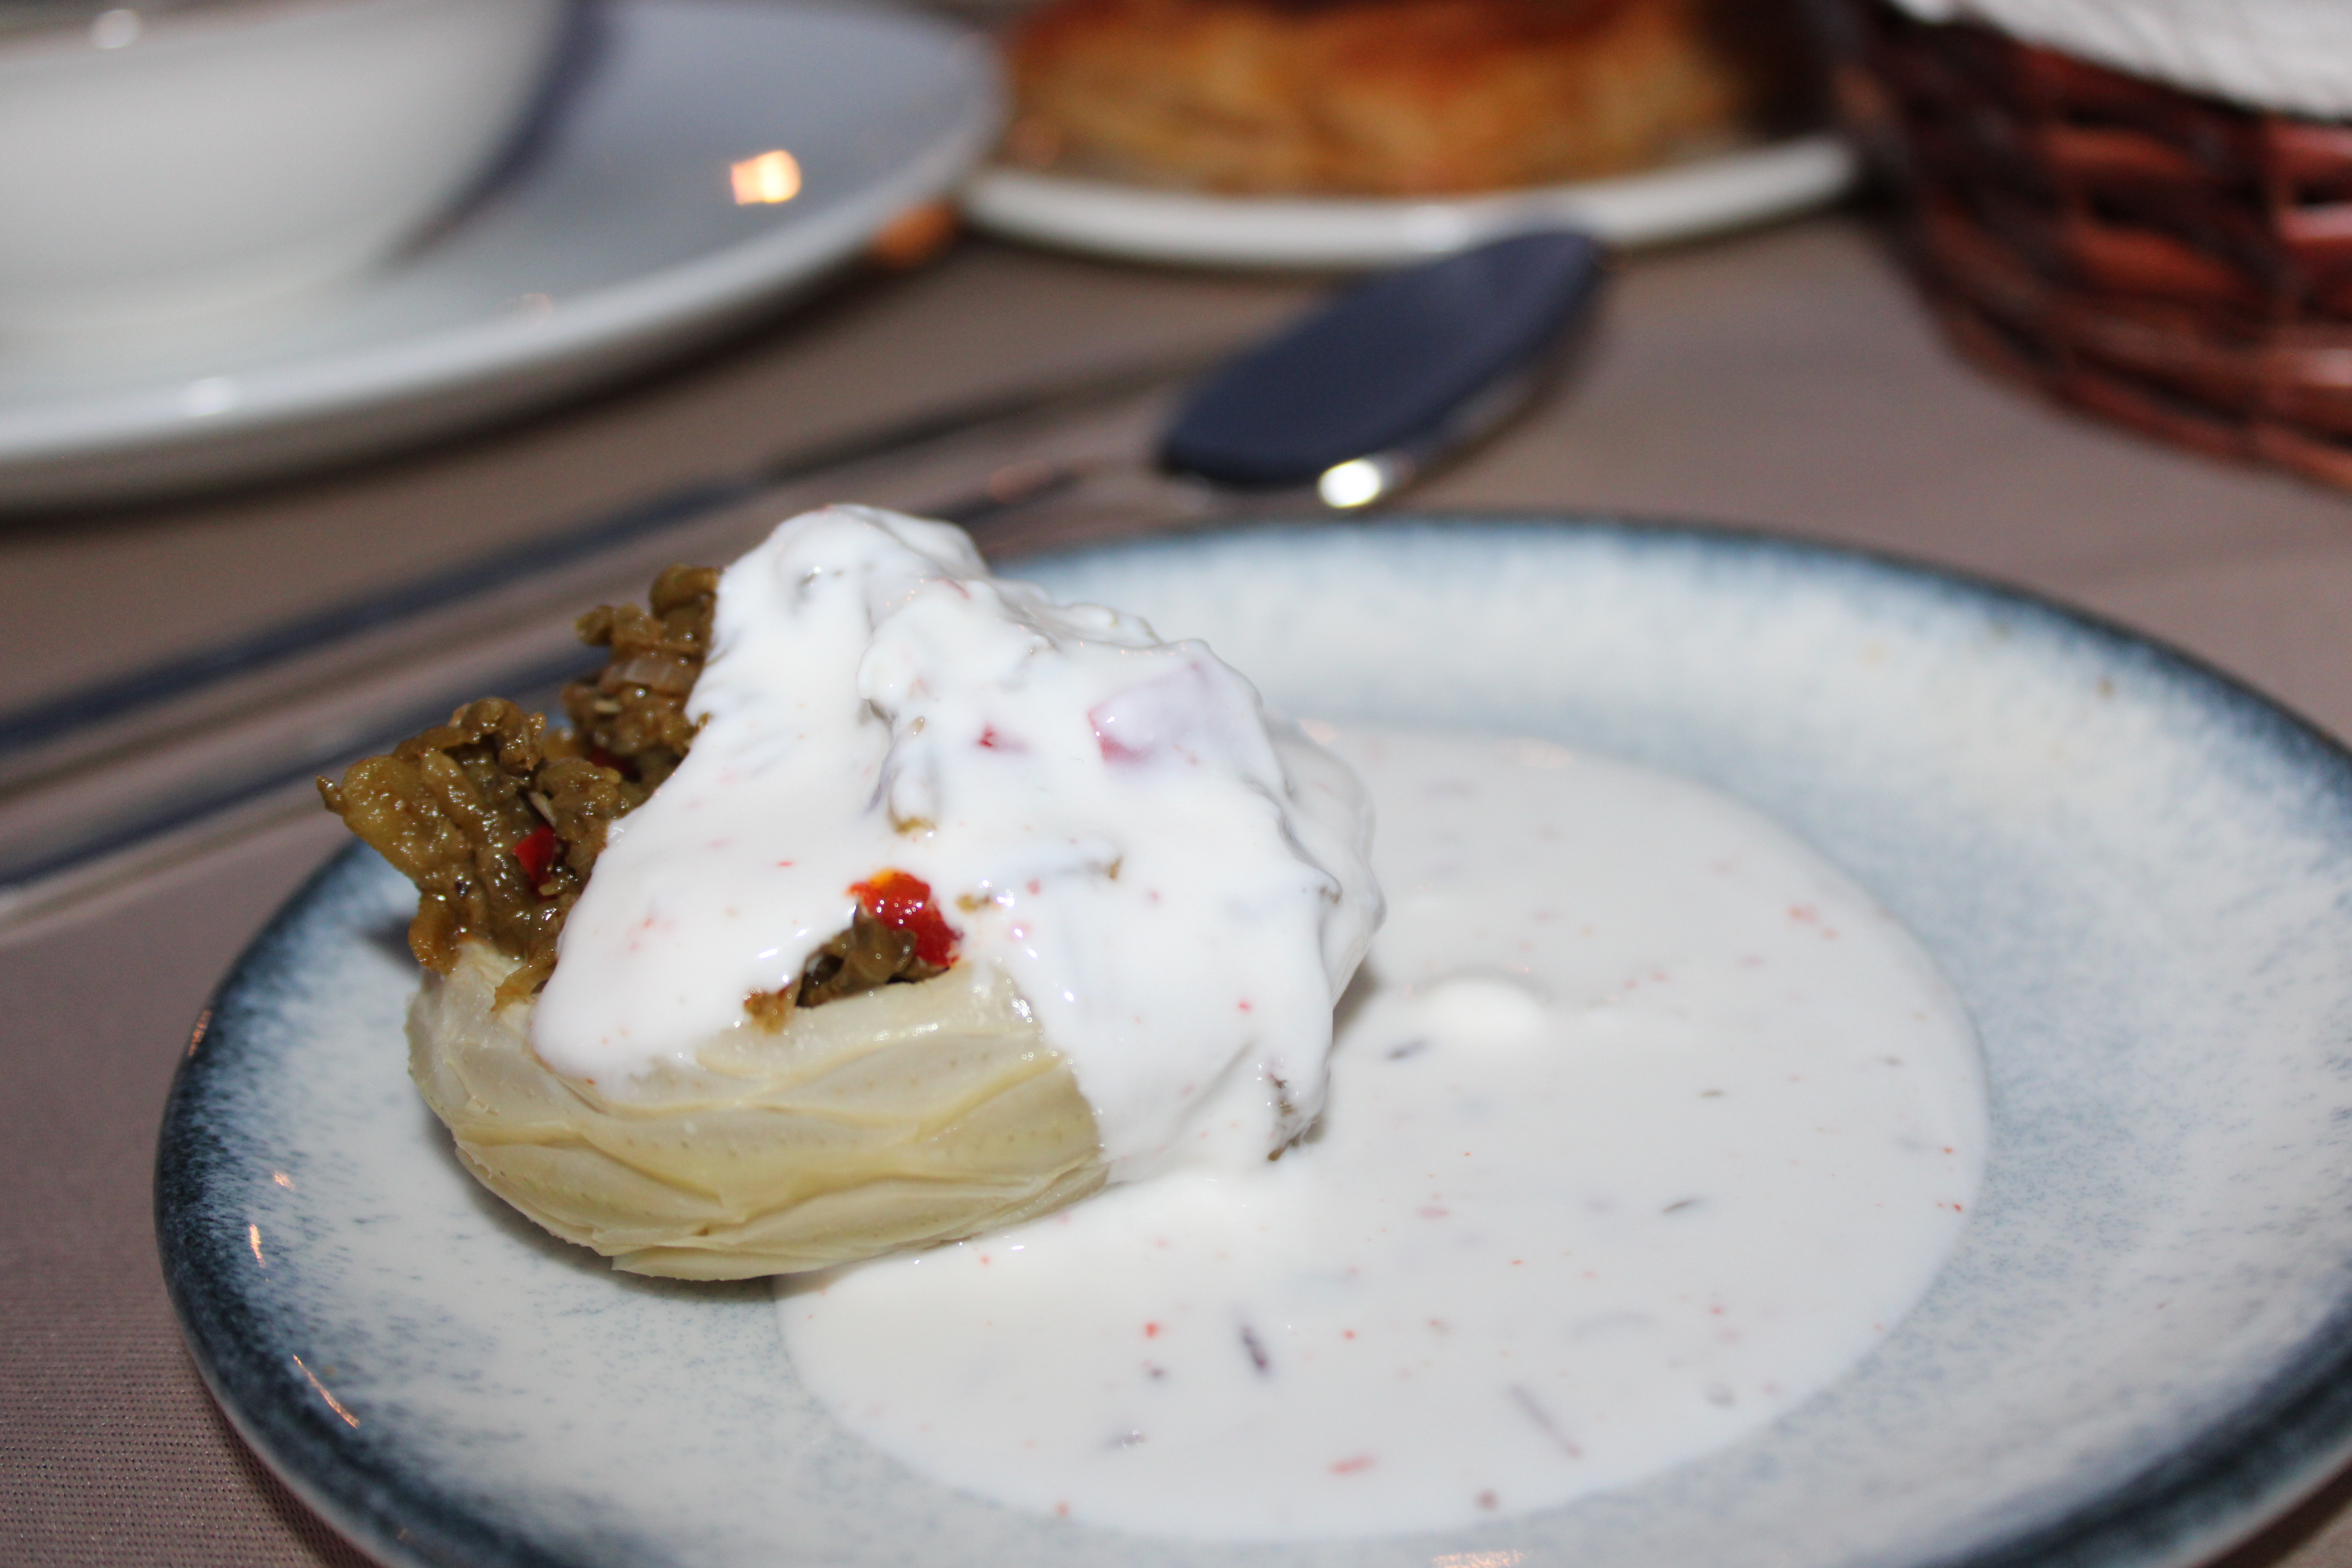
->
321 506 1381 1280
999 0 1814 196
783 728 1989 1537
323 509 1987 1531
323 563 717 1005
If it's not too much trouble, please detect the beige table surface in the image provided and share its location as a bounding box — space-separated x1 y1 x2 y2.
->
9 214 2352 1567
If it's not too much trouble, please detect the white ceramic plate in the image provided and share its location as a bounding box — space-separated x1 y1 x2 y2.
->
959 135 1857 268
0 0 998 508
161 519 2352 1568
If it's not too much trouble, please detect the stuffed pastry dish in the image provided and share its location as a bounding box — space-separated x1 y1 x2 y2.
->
321 506 1382 1279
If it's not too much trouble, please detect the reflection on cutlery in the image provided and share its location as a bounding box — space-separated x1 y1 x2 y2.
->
940 230 1605 532
0 232 1605 931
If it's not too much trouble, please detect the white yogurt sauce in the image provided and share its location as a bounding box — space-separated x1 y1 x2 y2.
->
534 506 1381 1173
779 728 1987 1540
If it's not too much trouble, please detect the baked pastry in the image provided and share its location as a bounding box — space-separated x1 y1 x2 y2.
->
1002 0 1809 196
323 507 1381 1279
409 941 1107 1279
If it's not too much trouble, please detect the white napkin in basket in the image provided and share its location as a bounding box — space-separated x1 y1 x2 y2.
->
1889 0 2352 120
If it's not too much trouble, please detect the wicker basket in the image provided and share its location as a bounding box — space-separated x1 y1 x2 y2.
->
1826 0 2352 488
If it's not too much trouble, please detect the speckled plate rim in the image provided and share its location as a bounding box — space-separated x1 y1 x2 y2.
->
157 515 2352 1568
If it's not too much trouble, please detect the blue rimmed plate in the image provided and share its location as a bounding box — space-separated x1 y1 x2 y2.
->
160 518 2352 1568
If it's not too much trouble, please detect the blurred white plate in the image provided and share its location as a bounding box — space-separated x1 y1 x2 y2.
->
0 0 998 509
960 134 1856 269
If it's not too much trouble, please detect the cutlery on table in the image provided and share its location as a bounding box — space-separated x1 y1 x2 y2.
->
0 230 1606 928
938 229 1605 537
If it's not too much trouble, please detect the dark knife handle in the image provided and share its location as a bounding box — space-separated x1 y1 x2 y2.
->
1159 230 1608 491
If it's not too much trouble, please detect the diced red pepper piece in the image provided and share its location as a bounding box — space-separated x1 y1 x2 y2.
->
512 824 560 890
850 868 960 968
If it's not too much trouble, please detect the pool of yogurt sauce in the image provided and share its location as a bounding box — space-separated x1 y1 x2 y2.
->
779 726 1987 1540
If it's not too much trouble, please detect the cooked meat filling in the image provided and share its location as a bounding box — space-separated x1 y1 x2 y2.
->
319 564 946 1013
560 562 717 796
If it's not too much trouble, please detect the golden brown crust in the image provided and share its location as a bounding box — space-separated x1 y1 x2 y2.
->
1003 0 1810 197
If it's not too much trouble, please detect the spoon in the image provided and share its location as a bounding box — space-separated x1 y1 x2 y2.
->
940 229 1607 530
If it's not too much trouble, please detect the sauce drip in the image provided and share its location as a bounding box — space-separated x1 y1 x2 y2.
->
780 728 1986 1540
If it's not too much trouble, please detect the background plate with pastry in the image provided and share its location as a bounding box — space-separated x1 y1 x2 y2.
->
962 0 1858 265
